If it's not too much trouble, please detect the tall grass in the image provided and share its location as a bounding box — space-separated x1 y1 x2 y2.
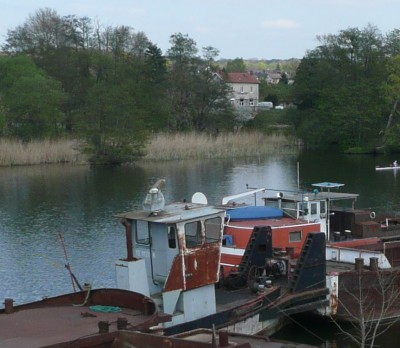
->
0 138 87 166
143 131 300 161
0 132 300 166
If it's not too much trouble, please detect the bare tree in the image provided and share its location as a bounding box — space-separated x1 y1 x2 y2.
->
330 269 400 348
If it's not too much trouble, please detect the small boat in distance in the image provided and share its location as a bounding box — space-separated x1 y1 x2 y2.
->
376 160 400 170
375 165 400 170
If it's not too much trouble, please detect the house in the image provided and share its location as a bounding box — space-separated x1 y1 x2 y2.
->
266 72 282 84
225 72 259 108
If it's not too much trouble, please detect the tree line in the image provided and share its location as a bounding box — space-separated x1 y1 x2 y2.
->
293 24 400 152
0 8 236 163
1 9 400 163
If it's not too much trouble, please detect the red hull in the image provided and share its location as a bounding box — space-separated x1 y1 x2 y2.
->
222 218 321 274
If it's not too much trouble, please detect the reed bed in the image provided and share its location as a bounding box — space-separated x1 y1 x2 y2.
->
143 131 300 161
0 132 300 166
0 138 87 166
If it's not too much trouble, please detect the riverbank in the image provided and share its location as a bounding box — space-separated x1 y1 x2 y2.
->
0 132 301 166
0 138 87 166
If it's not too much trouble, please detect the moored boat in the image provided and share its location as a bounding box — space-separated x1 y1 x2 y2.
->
219 182 400 323
113 179 329 336
375 165 400 170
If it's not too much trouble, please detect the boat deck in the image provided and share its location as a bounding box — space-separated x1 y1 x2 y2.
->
215 286 278 312
0 288 157 348
0 305 149 348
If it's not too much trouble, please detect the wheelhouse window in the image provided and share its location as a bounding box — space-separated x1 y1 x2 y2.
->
168 226 177 249
320 201 326 215
311 203 317 215
185 221 202 247
205 217 221 243
135 220 149 244
289 230 302 242
299 202 308 216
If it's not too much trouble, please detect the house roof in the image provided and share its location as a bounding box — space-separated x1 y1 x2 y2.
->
226 72 259 84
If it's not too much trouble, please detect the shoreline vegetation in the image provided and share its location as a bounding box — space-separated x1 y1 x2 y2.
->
0 132 301 166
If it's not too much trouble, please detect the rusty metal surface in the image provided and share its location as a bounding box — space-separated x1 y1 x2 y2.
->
0 289 159 348
334 269 400 321
164 243 220 292
0 288 156 315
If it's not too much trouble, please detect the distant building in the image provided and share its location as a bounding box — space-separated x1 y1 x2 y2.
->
225 72 259 108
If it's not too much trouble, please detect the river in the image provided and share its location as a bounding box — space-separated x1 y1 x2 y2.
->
0 151 399 346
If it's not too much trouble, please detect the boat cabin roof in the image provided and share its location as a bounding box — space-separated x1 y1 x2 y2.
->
264 191 359 204
116 201 225 223
262 181 358 203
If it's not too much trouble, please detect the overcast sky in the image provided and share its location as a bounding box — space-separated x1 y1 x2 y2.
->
1 0 399 60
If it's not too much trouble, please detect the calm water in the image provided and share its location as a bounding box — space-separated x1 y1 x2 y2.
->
0 151 399 346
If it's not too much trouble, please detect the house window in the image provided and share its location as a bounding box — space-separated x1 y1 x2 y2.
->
205 217 221 243
250 86 253 93
240 86 244 93
289 231 302 242
249 98 254 106
239 99 244 106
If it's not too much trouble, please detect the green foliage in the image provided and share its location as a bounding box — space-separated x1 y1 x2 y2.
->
225 58 246 73
166 33 235 132
292 25 389 151
0 55 67 140
244 109 296 136
79 80 148 164
6 8 400 160
259 80 293 106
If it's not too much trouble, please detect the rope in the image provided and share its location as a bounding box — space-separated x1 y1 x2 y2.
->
73 283 92 307
89 305 122 313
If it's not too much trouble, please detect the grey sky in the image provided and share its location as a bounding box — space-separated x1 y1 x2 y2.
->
1 0 399 59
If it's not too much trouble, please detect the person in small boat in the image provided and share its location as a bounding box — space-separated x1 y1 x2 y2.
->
393 160 398 167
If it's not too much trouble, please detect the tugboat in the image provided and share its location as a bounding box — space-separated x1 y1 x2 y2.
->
115 179 329 336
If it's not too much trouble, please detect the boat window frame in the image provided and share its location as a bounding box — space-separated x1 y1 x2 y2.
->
320 201 326 215
289 230 302 242
299 202 308 217
185 220 202 248
135 220 150 245
310 202 318 215
168 226 177 249
205 216 222 243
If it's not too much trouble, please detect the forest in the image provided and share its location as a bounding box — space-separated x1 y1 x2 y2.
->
1 8 400 164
